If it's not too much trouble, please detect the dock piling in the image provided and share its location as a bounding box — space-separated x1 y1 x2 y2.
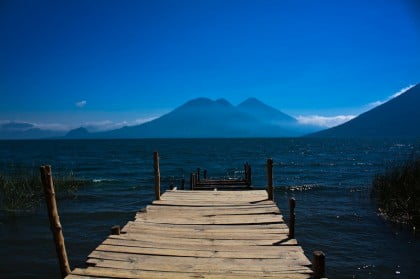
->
192 173 197 190
190 173 194 190
289 198 296 238
40 165 71 279
203 169 208 180
111 225 121 235
313 251 326 279
153 151 161 200
266 158 274 200
196 168 200 182
181 178 185 190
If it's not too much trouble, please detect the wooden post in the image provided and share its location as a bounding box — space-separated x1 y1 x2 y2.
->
190 173 194 190
288 198 296 238
111 225 120 235
196 168 200 182
192 173 197 190
244 163 248 181
313 251 325 279
246 164 252 185
153 151 160 200
181 178 185 190
40 165 71 278
266 158 274 200
249 165 252 185
203 169 208 180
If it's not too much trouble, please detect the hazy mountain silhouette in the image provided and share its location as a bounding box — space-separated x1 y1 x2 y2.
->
0 97 327 140
308 84 420 138
237 97 296 124
65 127 90 139
0 122 64 139
91 97 319 138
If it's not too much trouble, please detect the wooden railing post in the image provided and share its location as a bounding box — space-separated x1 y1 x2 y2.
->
313 251 325 279
244 163 248 181
288 198 296 238
181 178 185 190
266 158 274 200
246 163 252 185
153 151 161 200
190 173 194 190
192 173 197 190
196 168 200 182
40 165 71 278
203 169 208 180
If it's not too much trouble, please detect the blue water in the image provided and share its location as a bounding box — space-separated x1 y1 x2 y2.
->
0 138 419 278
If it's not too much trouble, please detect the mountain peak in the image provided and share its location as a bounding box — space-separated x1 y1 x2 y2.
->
308 83 420 137
215 98 233 107
65 127 90 138
238 97 265 107
237 97 297 123
177 98 233 111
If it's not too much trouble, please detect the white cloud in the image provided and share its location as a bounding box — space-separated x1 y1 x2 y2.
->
134 116 158 124
33 122 71 131
1 113 163 133
368 100 384 108
81 116 159 132
296 115 356 128
75 100 87 108
368 84 416 109
390 84 416 98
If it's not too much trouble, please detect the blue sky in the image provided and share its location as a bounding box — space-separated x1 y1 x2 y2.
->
1 0 419 130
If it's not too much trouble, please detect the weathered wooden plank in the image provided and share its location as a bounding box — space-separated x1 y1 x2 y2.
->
110 233 298 246
123 222 288 234
122 221 288 232
101 238 300 252
152 200 273 207
144 208 281 217
66 275 99 279
123 227 288 240
72 267 311 279
93 243 311 261
87 256 312 272
164 190 265 194
146 204 280 212
134 215 284 225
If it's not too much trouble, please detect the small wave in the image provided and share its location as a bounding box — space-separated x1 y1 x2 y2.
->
286 184 319 191
92 178 115 183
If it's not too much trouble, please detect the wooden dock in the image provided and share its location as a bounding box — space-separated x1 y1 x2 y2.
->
40 154 325 279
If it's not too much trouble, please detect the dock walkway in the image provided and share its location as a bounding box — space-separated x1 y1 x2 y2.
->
66 189 313 279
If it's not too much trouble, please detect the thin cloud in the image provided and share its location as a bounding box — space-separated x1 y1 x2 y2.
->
391 84 415 98
296 115 356 128
82 116 160 132
33 122 71 131
368 84 416 109
75 100 87 108
368 100 385 108
134 116 158 124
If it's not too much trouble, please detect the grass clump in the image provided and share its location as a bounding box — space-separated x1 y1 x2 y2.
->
0 168 89 213
371 156 420 228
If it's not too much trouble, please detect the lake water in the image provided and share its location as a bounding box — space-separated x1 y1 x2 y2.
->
0 138 419 278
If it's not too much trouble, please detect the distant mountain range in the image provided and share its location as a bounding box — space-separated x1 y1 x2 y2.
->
1 86 419 140
0 122 65 140
73 98 320 138
308 84 420 138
